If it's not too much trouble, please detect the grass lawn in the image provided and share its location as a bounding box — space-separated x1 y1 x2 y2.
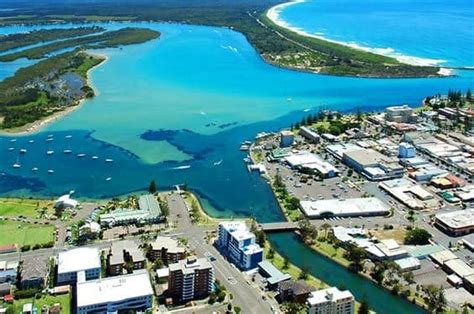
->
3 294 71 314
0 220 54 247
0 198 53 218
371 228 407 244
311 238 351 267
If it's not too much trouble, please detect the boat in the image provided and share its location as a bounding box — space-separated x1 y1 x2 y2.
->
46 138 54 142
65 135 72 139
32 167 38 172
92 156 99 160
63 149 72 154
47 169 54 174
12 163 21 168
77 153 86 158
20 149 27 154
172 165 191 170
105 177 112 181
47 134 53 138
28 140 35 144
213 159 223 166
304 108 311 112
8 147 14 151
46 150 54 155
9 139 16 143
105 158 114 163
243 157 251 163
239 144 250 151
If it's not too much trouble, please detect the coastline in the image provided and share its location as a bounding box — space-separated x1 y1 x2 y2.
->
0 51 109 137
266 0 453 75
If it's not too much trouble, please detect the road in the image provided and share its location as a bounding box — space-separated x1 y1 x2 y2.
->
166 192 274 314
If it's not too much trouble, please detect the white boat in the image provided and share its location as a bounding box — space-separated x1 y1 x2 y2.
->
172 165 191 170
214 159 223 166
8 147 14 151
9 139 16 143
20 149 27 154
12 163 21 168
32 167 38 171
48 169 54 174
105 177 112 181
63 149 72 154
46 138 54 142
28 140 35 144
47 150 54 155
304 108 311 112
92 156 99 160
47 134 53 138
105 158 113 163
77 153 86 158
243 157 251 163
65 135 72 139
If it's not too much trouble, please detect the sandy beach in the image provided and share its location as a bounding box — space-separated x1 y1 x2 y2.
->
0 52 109 137
266 0 449 71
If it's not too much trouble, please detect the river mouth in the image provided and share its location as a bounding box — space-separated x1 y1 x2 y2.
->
0 21 473 220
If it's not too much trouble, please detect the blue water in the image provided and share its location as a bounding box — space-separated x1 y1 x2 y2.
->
0 22 473 223
278 0 474 67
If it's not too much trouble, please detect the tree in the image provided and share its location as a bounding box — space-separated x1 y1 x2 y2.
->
404 228 431 245
358 294 369 314
320 222 331 238
283 255 290 270
254 229 266 246
267 248 275 260
344 242 366 272
298 266 309 280
298 219 318 244
148 179 157 193
287 196 300 211
422 285 446 313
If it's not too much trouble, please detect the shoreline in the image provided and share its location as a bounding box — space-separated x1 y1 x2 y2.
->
266 0 453 75
0 51 109 137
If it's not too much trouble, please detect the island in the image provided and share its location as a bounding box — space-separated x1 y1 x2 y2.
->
0 0 442 78
0 27 160 132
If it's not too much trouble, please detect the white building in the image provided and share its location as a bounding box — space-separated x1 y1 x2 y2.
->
76 270 153 314
307 287 355 314
385 105 417 123
284 152 339 178
57 248 101 285
217 221 263 270
299 126 321 144
300 198 390 218
54 194 78 209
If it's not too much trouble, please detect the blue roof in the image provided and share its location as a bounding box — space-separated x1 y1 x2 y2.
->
258 261 291 285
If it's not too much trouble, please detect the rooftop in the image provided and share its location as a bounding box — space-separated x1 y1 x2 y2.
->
76 270 153 307
435 209 474 229
152 236 185 254
307 287 354 305
21 255 48 281
58 247 100 274
258 261 291 285
168 257 212 275
300 197 390 218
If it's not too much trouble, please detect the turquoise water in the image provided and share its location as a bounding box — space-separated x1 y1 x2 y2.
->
278 0 474 67
0 10 472 314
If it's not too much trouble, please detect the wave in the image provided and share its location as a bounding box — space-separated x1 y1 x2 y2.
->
266 0 447 68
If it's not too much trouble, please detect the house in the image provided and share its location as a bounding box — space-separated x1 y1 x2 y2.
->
277 280 315 304
258 261 291 290
57 248 101 285
150 236 186 266
20 255 49 289
107 240 145 276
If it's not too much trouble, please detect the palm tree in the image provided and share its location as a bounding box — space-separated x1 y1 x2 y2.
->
320 223 331 238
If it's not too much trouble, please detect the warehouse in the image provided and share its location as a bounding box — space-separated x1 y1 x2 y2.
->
300 197 390 218
435 209 474 236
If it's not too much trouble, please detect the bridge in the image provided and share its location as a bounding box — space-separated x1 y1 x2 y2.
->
258 222 300 232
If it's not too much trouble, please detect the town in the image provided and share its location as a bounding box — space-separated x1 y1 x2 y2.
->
0 91 473 314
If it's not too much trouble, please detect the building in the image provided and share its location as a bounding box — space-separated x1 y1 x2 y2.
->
385 105 417 124
150 236 186 265
79 221 101 241
284 152 339 178
76 270 153 314
19 255 48 289
168 257 214 303
216 221 263 270
0 261 18 284
277 280 315 304
342 148 404 181
379 179 434 210
258 261 291 289
22 304 32 314
307 287 355 314
394 257 421 272
107 240 145 276
435 209 474 236
299 126 321 144
365 239 408 261
57 248 101 285
0 244 17 254
0 282 11 297
300 198 390 219
398 142 416 158
54 194 78 209
280 130 294 148
100 194 163 227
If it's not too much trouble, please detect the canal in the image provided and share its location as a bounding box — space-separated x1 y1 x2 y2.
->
268 232 425 314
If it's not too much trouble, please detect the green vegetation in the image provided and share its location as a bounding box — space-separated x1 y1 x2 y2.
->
0 220 54 247
272 173 302 222
0 26 104 53
0 50 105 129
0 198 53 218
2 293 71 314
404 228 432 245
0 1 440 77
0 27 160 61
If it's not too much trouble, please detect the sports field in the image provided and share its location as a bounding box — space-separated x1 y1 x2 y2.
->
0 220 54 247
